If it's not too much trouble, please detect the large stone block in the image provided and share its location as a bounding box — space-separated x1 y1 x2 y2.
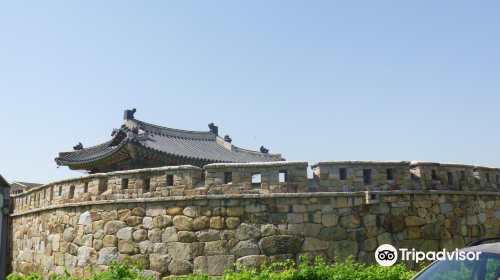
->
235 223 261 240
104 221 126 235
168 259 193 275
194 255 235 276
383 214 405 233
146 205 167 217
173 215 195 231
149 254 171 274
302 237 329 251
318 227 347 241
96 247 118 265
229 240 260 256
236 255 268 271
258 235 302 255
167 242 205 260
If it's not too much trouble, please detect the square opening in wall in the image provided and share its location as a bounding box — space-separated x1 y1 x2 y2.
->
279 171 288 182
431 170 438 181
224 172 232 184
58 186 62 197
252 173 261 189
363 169 372 185
497 175 500 185
69 185 75 199
167 175 174 187
143 178 151 192
370 194 377 200
461 171 466 181
339 168 347 180
386 169 394 180
83 182 88 193
447 172 453 186
486 173 491 183
98 179 108 195
122 178 129 190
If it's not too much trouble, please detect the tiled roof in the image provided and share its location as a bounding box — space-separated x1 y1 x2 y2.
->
56 118 283 166
10 182 43 188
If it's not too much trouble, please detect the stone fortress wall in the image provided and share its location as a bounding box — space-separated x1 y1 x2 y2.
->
9 161 500 278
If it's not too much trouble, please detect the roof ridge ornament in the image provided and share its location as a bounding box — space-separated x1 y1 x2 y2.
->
208 123 218 136
124 108 137 120
224 134 232 143
73 142 83 150
260 146 269 153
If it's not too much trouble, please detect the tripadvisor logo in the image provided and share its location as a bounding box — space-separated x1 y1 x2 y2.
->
376 244 398 266
375 244 482 266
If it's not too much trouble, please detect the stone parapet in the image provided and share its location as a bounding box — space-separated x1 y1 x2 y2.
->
311 161 412 192
410 162 500 191
11 166 203 213
204 161 309 195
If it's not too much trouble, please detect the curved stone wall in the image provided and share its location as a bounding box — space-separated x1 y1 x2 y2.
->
9 161 500 278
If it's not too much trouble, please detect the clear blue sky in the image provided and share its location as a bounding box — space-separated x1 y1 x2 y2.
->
1 1 499 184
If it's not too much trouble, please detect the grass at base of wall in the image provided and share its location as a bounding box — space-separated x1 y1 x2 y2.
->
7 256 419 280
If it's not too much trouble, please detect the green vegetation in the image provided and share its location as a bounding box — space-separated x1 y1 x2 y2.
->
7 256 418 280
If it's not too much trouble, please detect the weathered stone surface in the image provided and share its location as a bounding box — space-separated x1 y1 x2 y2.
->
193 216 210 230
63 228 76 243
359 238 378 252
261 224 280 237
167 206 184 216
153 243 169 254
226 217 241 229
66 243 79 256
149 254 171 273
301 224 322 237
236 255 268 271
382 214 405 233
148 228 163 243
167 242 205 260
159 226 178 243
440 203 454 215
322 214 339 227
96 247 118 265
194 255 235 276
346 228 366 242
133 229 148 242
78 212 92 225
103 235 118 247
77 246 96 267
318 227 347 241
229 240 260 256
210 217 225 229
421 224 447 240
132 207 146 217
178 231 197 243
287 223 306 235
104 221 126 235
405 216 426 227
403 227 421 239
153 215 172 228
196 229 220 242
116 227 134 240
235 224 261 240
302 237 329 251
118 239 137 254
184 206 201 218
203 240 228 256
258 235 302 255
143 217 154 229
340 215 361 228
327 240 359 261
173 215 195 231
146 205 167 217
168 259 193 275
